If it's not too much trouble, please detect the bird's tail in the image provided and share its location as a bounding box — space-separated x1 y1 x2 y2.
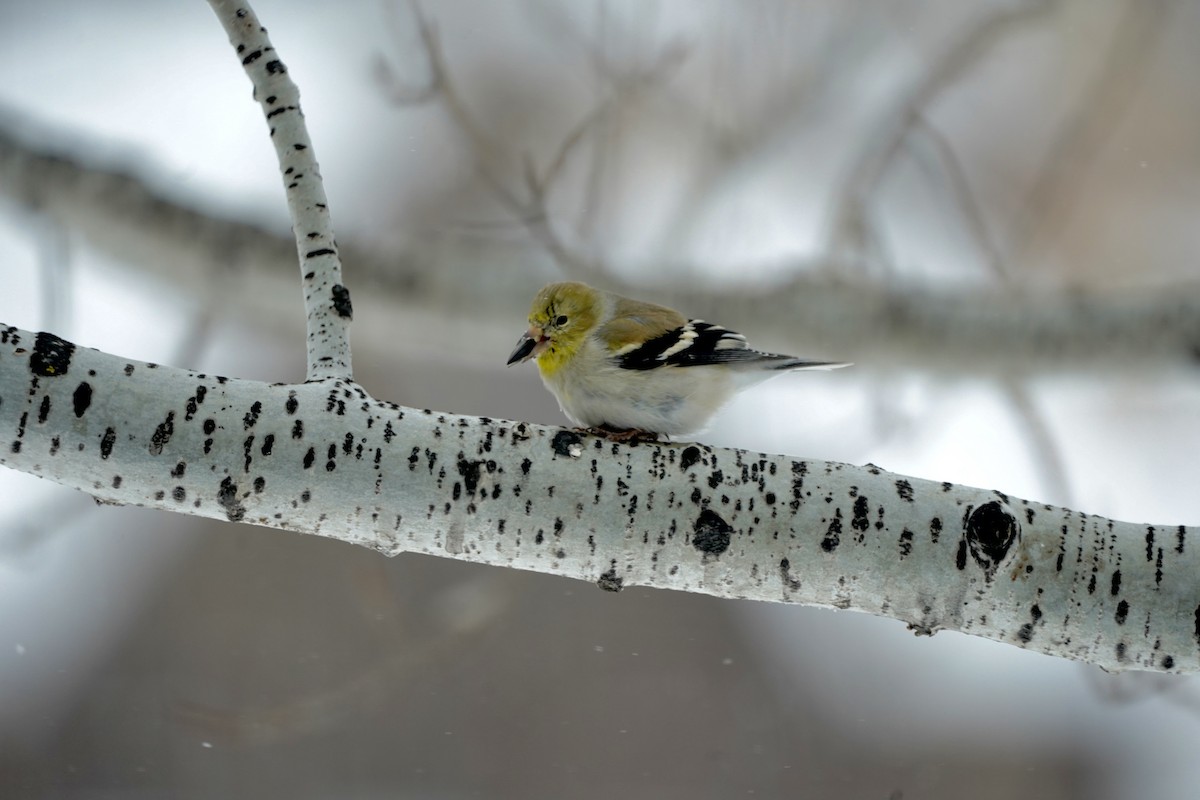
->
758 354 852 371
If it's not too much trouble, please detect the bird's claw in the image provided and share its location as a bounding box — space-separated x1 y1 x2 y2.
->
583 425 663 444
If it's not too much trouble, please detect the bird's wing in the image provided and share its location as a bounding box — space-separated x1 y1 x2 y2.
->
613 319 762 371
597 296 689 355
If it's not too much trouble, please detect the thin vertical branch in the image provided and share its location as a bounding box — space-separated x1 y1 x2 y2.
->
207 0 353 381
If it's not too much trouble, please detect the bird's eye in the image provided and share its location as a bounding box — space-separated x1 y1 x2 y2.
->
555 315 569 326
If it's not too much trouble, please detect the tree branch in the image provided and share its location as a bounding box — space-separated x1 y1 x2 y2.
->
208 0 353 381
0 323 1195 674
3 119 1199 374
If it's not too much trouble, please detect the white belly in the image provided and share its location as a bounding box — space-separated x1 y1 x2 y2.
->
542 360 737 435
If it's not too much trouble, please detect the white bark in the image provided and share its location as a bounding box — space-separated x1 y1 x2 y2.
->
209 0 352 380
1 323 1196 674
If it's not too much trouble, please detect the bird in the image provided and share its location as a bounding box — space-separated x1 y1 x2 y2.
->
506 281 849 439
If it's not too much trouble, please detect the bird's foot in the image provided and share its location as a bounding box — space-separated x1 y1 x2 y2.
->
583 425 663 444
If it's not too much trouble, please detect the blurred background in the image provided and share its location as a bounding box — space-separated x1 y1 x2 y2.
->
1 1 1199 798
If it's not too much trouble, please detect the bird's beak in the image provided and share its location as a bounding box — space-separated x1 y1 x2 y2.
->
506 327 548 365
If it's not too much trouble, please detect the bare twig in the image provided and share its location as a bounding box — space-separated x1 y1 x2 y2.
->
908 115 1007 280
378 3 687 283
1000 380 1073 507
825 1 1054 268
1010 0 1165 269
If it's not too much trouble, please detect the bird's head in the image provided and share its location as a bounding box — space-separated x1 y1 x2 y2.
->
506 282 601 374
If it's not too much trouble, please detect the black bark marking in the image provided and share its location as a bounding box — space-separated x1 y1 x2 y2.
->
1162 655 1175 670
172 486 186 502
30 332 74 376
964 501 1020 579
170 461 186 478
302 447 315 469
331 284 353 318
37 395 51 424
707 470 723 489
597 565 623 592
217 477 245 522
929 516 942 543
1115 599 1129 625
1145 527 1155 561
955 539 968 571
1111 569 1122 596
1178 526 1187 555
149 412 176 455
898 528 914 558
820 509 843 553
203 419 216 435
457 456 484 496
261 434 275 456
99 427 116 459
680 446 701 471
71 382 92 417
1017 603 1042 643
285 393 298 414
895 480 914 502
292 420 304 439
850 495 870 539
693 509 733 555
780 558 801 590
789 461 807 512
243 401 262 429
305 247 335 258
551 430 582 456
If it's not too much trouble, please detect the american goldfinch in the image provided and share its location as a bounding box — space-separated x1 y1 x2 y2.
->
507 281 849 438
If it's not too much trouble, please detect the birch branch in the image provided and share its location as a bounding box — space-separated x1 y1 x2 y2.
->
0 323 1196 674
209 0 352 380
